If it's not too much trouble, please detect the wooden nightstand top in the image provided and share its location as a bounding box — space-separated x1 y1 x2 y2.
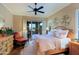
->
69 41 79 45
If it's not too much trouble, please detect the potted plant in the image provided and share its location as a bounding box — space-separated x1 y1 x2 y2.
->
5 28 14 36
0 29 3 37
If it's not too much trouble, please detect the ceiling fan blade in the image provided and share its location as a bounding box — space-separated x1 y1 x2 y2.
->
37 6 43 10
38 11 44 13
28 5 33 9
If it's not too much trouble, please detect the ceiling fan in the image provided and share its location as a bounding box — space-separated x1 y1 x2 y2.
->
27 3 45 15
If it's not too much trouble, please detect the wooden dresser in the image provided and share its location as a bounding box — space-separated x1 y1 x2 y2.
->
69 41 79 55
0 35 13 55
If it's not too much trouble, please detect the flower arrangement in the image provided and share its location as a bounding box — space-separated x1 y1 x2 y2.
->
0 27 14 37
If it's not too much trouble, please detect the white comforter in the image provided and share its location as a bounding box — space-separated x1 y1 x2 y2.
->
32 34 71 52
20 36 70 55
21 29 71 55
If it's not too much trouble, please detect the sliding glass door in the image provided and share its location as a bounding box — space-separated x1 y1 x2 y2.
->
27 21 42 39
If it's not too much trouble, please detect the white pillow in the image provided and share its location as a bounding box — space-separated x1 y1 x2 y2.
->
54 29 69 39
47 31 53 36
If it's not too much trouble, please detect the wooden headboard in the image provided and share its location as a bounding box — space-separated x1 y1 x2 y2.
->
55 26 68 30
55 26 73 31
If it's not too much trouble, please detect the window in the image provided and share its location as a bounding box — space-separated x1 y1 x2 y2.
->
76 9 79 39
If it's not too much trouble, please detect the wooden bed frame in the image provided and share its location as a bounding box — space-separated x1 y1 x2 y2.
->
46 48 66 55
37 26 73 55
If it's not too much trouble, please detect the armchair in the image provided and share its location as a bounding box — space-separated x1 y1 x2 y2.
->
13 32 28 48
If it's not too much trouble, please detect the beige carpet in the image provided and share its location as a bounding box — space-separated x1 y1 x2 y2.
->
9 47 24 55
20 41 37 55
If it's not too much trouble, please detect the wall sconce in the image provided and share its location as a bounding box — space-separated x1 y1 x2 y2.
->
40 23 43 26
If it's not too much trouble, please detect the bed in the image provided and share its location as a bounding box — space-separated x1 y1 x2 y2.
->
32 26 74 55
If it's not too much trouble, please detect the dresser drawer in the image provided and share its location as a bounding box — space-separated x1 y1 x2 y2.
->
0 35 13 55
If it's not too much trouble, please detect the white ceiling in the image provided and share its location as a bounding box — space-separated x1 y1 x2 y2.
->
2 3 70 17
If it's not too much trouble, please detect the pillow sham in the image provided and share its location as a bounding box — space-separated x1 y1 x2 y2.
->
53 29 69 39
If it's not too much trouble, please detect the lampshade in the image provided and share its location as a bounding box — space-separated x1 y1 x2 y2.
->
46 27 49 30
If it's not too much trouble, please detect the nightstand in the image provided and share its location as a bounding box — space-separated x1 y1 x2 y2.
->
69 41 79 55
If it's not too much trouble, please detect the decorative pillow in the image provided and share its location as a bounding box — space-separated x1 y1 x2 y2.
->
47 31 53 36
47 29 57 37
53 29 69 39
52 29 59 37
59 30 69 38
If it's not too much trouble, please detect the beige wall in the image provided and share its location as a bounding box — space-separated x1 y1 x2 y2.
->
13 15 23 32
47 3 79 34
0 4 13 28
13 15 47 34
